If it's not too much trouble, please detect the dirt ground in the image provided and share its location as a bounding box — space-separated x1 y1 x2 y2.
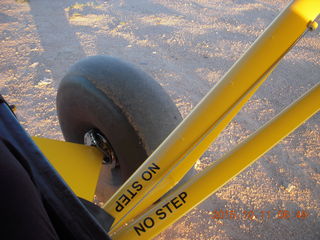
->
0 0 319 239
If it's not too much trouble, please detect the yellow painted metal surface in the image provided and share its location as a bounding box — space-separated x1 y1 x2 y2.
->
103 0 320 231
33 137 103 201
110 82 320 240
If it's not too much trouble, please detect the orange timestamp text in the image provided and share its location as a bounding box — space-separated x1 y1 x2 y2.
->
210 209 309 221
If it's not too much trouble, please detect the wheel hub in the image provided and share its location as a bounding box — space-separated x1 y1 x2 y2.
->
84 129 119 168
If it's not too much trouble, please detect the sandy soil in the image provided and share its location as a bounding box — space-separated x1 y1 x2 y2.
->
0 0 319 239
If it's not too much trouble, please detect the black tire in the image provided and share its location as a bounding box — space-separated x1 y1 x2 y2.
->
56 55 182 181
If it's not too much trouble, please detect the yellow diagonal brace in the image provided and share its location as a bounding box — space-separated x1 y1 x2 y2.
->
103 0 320 229
111 82 320 240
33 137 103 201
110 68 270 232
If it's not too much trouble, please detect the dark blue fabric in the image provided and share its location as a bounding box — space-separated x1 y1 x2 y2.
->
0 140 60 239
0 102 112 239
